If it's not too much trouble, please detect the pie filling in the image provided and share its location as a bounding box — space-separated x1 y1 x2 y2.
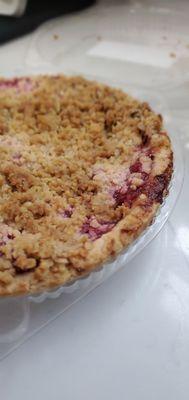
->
0 77 35 92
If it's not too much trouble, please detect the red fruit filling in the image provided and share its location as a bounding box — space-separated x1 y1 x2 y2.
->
129 161 142 173
144 174 169 204
59 206 73 218
0 230 15 256
63 208 73 218
114 186 141 207
114 171 169 208
0 77 34 92
0 78 20 90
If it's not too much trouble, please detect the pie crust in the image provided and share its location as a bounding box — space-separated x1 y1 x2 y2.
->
0 75 173 295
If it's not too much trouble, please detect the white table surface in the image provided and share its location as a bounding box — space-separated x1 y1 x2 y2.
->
0 1 189 399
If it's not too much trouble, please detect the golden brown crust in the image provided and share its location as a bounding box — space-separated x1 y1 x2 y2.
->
0 74 173 296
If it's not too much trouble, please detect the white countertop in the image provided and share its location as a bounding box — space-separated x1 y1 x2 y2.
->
0 1 189 399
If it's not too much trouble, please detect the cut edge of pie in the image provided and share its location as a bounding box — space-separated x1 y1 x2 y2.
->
0 74 173 296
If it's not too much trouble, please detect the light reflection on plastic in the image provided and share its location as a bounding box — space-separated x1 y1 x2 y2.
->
171 274 189 300
177 227 189 256
162 273 189 323
88 40 175 68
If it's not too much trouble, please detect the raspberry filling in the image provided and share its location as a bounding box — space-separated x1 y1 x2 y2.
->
114 164 169 207
0 78 20 90
0 231 15 246
0 77 34 93
113 179 146 207
73 153 168 240
63 209 73 218
59 206 73 218
113 160 149 207
145 173 170 203
129 160 142 173
0 225 16 256
81 216 116 240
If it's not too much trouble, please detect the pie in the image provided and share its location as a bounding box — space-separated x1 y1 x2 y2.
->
0 75 173 295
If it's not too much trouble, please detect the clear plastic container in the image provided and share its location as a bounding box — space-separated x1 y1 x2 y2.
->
0 0 186 360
